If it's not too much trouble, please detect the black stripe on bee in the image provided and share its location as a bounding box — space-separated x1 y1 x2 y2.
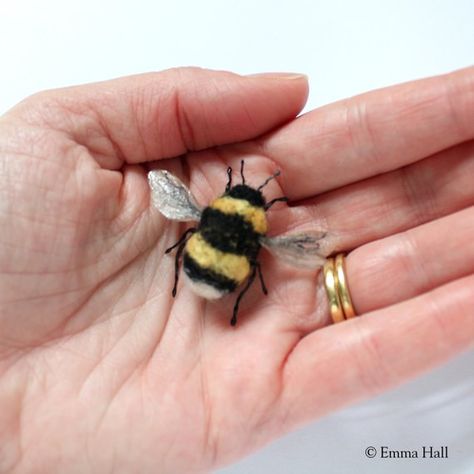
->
183 253 238 293
198 207 261 260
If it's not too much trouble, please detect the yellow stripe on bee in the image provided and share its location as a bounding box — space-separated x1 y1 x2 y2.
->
210 196 267 234
186 233 250 284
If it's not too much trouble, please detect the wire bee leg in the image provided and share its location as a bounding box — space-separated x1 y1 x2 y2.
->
165 227 196 254
165 228 197 297
256 262 268 295
230 265 257 326
264 196 288 210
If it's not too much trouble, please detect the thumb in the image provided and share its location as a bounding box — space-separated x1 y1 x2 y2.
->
8 67 308 169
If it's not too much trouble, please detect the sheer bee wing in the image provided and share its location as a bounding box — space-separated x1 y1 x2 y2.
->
148 170 202 221
260 231 331 269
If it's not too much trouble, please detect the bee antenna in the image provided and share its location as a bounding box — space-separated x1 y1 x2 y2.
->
225 166 233 192
257 170 281 191
240 160 245 185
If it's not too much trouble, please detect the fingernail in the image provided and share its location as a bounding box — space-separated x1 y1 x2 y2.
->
247 72 308 81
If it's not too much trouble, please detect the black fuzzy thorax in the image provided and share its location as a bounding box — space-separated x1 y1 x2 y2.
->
225 184 266 208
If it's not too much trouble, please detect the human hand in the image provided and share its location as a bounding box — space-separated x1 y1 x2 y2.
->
0 67 472 473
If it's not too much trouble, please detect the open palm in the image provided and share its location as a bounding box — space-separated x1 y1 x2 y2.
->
0 67 473 473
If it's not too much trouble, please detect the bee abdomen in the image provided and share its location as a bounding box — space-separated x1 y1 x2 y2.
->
182 194 266 299
183 252 238 298
183 231 251 297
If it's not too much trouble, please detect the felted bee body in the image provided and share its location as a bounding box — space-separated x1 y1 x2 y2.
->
148 161 330 326
183 191 264 296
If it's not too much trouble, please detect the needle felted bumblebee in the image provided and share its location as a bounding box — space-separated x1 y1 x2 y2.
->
148 161 330 326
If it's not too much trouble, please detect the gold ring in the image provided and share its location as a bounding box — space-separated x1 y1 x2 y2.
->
323 258 345 323
334 253 356 319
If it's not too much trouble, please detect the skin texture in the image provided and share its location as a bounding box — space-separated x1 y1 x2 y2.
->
0 66 473 473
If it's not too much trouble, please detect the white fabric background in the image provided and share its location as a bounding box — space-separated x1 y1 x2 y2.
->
1 1 473 472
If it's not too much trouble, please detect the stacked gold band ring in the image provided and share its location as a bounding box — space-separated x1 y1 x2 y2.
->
323 253 357 324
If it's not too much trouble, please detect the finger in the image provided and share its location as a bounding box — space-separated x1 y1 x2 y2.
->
279 273 474 429
7 68 308 169
268 139 474 250
346 205 474 315
261 66 474 199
